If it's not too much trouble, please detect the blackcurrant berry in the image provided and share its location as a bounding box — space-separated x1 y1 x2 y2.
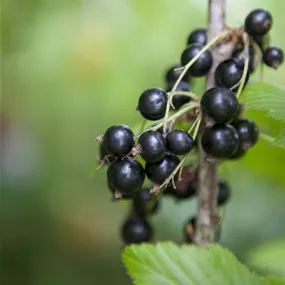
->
263 47 284 69
167 81 191 110
232 46 256 73
229 147 247 160
107 158 145 194
215 59 249 92
167 177 196 200
232 118 259 149
145 153 180 185
217 180 231 206
245 9 273 36
103 125 134 158
157 124 171 135
201 124 239 158
165 64 189 83
166 129 194 155
181 44 213 77
121 217 152 244
187 28 207 46
138 88 168 121
108 182 138 200
133 189 159 216
138 131 167 163
99 144 115 164
201 87 239 123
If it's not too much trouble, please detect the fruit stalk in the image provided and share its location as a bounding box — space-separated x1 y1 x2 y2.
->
195 0 228 245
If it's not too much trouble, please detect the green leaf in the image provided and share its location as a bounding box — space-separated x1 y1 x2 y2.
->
122 242 263 285
271 130 285 148
247 239 285 277
240 82 285 122
263 276 285 285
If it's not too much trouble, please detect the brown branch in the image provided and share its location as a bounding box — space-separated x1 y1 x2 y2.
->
194 0 236 245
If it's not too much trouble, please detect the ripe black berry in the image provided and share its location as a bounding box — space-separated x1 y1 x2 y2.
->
263 47 284 69
181 44 213 77
157 124 171 135
166 177 196 199
187 28 207 46
121 217 152 244
245 9 273 36
145 153 180 185
107 158 145 194
232 46 256 73
138 88 168 121
99 144 115 164
103 125 134 158
138 131 167 163
133 189 159 216
217 180 231 206
201 124 239 158
232 118 259 149
201 87 239 123
166 129 195 155
167 81 191 110
229 147 247 160
215 59 249 92
165 64 189 83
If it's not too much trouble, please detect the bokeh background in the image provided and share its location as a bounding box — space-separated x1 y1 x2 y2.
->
2 0 285 284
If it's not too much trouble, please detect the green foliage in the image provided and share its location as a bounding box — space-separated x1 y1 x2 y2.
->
241 82 285 148
263 276 285 285
247 239 285 277
123 242 265 285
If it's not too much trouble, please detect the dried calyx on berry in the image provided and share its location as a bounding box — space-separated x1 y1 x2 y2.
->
263 46 284 69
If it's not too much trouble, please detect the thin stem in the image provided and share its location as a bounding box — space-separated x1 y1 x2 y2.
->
260 132 275 143
139 119 147 134
188 115 200 134
163 29 232 133
168 91 200 101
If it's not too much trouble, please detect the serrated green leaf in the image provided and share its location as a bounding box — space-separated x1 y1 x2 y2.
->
122 242 263 285
247 239 285 277
263 276 285 285
271 131 285 148
240 82 285 122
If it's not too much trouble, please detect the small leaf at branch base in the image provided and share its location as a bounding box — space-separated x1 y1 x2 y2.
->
122 242 263 285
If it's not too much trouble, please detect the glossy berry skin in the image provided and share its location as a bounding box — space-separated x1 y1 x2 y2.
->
133 189 159 216
103 125 134 158
167 81 191 110
202 124 239 158
181 44 213 77
145 153 180 184
201 87 239 123
138 88 168 121
138 131 167 163
215 59 249 92
166 130 195 155
245 9 273 36
187 29 207 46
157 124 171 135
217 180 231 206
165 64 189 83
121 217 152 244
166 178 196 199
107 158 145 194
263 47 284 69
232 118 259 149
232 46 256 73
108 182 138 200
229 147 247 160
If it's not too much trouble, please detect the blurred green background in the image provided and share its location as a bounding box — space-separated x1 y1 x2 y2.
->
2 0 285 284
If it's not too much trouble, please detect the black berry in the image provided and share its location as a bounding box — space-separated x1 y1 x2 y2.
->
138 131 167 163
103 125 134 158
145 153 180 185
133 189 159 216
167 81 191 110
201 87 239 123
187 29 207 46
166 129 195 155
138 88 168 121
201 124 239 158
217 180 231 206
245 9 273 36
181 44 213 77
215 59 249 92
107 158 145 194
263 47 284 69
232 46 256 73
157 124 171 135
165 64 189 83
229 147 247 160
99 144 115 164
166 177 196 200
121 217 152 244
108 182 138 200
232 118 259 149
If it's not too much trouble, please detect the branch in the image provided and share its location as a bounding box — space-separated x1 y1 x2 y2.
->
195 0 235 245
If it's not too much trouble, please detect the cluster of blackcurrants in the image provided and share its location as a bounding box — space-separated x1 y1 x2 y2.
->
97 8 284 245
